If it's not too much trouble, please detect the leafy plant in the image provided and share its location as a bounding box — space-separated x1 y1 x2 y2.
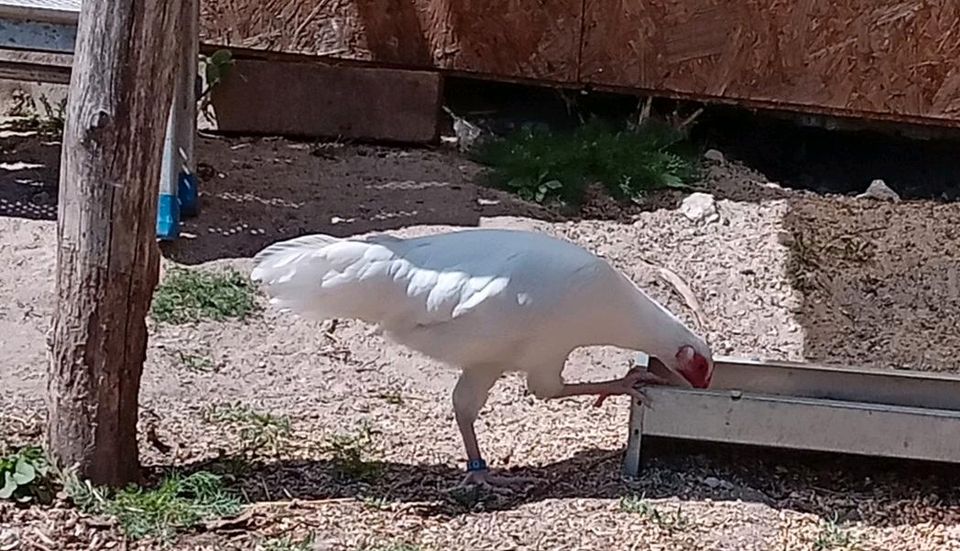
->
64 470 241 541
5 91 66 140
322 422 382 481
377 390 404 405
362 543 422 551
204 402 292 456
813 516 857 550
261 531 317 551
359 494 395 510
0 446 51 502
174 349 216 373
151 267 258 324
619 494 691 531
472 118 700 207
198 49 235 123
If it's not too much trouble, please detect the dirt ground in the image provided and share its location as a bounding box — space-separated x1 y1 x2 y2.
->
2 129 960 550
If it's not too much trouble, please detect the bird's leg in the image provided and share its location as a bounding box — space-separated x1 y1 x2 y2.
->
452 369 537 489
552 367 668 408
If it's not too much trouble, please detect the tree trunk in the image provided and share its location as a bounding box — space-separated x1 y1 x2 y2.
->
47 0 184 486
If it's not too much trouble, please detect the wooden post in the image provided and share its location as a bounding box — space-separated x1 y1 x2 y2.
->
46 0 184 486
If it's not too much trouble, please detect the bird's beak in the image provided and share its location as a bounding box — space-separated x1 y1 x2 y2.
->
648 357 693 388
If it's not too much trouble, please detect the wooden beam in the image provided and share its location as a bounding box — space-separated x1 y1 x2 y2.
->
209 58 442 143
46 0 184 486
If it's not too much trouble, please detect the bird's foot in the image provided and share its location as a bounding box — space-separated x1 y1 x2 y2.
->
457 468 540 489
447 459 540 494
592 367 667 408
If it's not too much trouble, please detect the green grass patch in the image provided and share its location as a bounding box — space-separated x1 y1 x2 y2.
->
151 267 258 324
471 118 700 207
322 422 382 481
65 470 241 541
203 402 293 456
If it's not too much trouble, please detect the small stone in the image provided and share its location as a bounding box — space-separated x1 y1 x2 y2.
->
856 179 901 202
703 476 722 488
679 192 720 223
703 149 725 162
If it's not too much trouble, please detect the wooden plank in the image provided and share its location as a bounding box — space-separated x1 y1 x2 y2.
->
209 58 442 143
637 388 960 464
0 57 69 82
580 0 960 127
198 0 582 83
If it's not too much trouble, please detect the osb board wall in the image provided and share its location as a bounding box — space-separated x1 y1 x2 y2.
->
198 0 582 83
580 0 960 125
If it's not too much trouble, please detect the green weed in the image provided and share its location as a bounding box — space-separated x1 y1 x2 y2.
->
813 516 857 550
261 531 317 551
619 495 691 532
472 118 700 207
322 422 382 481
203 403 292 456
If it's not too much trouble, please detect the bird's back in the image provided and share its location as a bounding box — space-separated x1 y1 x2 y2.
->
251 229 622 365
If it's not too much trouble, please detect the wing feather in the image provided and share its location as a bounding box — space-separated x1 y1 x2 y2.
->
250 232 513 329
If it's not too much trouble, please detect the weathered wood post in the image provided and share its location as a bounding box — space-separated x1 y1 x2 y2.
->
46 0 185 486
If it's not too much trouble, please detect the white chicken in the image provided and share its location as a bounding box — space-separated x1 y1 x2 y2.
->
250 228 713 487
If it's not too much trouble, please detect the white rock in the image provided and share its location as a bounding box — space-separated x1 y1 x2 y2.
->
679 192 720 223
703 149 725 162
856 179 901 202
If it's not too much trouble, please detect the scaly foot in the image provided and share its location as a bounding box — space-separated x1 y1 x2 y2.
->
592 367 667 408
457 468 540 489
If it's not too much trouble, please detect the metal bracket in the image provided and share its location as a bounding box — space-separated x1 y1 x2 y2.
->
622 351 649 478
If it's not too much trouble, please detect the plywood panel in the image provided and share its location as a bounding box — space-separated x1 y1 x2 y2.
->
199 0 582 82
581 0 960 125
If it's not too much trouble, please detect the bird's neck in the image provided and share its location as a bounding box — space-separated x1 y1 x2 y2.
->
603 282 699 359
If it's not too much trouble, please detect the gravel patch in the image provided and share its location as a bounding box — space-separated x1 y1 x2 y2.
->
2 134 959 550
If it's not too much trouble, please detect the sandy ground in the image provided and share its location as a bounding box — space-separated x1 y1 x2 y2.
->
2 130 960 550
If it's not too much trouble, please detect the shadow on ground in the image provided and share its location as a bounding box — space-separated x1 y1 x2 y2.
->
0 128 59 221
160 136 564 264
164 439 959 526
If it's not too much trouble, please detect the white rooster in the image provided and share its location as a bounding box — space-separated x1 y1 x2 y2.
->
250 228 713 487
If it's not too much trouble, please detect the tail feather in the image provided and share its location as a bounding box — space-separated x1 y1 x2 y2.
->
250 233 342 278
249 232 406 322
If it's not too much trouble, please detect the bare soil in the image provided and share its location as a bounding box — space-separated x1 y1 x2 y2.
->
2 130 960 550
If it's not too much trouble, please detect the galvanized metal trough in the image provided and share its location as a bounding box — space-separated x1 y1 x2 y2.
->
623 353 960 476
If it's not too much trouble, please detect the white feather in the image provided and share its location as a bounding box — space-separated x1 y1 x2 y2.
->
250 228 709 390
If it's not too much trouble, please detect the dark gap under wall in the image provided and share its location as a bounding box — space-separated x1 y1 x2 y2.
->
443 76 960 202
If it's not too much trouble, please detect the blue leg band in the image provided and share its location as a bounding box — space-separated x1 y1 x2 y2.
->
466 458 487 472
